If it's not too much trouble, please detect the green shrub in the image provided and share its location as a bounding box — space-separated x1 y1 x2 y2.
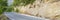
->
0 0 7 15
0 0 36 15
13 0 35 6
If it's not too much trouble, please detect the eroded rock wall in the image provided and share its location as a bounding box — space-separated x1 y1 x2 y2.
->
14 0 60 20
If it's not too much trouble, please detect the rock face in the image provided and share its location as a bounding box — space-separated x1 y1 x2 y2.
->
14 0 60 20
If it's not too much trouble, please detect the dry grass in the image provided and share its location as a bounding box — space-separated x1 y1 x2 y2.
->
0 14 9 20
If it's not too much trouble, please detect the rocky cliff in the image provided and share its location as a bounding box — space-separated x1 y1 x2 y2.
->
14 0 60 20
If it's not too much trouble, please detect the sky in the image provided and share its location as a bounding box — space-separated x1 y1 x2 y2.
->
8 0 14 6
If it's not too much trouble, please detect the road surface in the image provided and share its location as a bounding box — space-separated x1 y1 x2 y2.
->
4 12 49 20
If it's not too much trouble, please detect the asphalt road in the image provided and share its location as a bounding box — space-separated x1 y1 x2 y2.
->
4 12 49 20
